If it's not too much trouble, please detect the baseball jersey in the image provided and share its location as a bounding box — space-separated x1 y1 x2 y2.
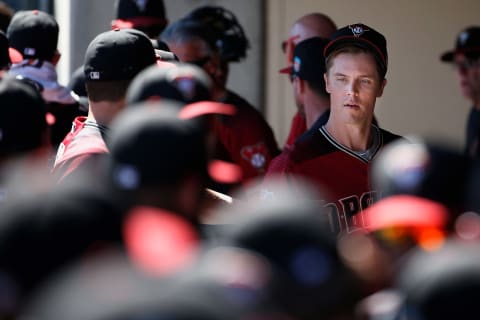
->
52 117 109 182
215 90 280 182
265 124 402 234
465 106 480 158
284 111 307 149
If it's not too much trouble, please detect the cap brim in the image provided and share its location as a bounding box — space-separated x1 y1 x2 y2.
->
362 195 448 232
179 101 236 119
279 65 293 74
208 159 243 184
440 50 454 62
9 47 23 64
156 59 176 68
324 36 387 67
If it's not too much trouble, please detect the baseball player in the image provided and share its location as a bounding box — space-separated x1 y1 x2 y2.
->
6 10 86 149
51 29 157 182
264 24 403 234
440 26 480 158
112 0 168 49
267 37 331 174
161 18 280 184
281 13 337 149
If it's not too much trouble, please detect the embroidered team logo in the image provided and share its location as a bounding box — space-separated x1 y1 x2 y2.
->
459 30 470 45
241 142 267 170
175 77 197 101
135 0 148 12
293 56 301 73
349 24 369 37
89 71 100 80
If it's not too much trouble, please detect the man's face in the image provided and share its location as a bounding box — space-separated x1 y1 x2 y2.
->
167 39 224 90
453 54 480 105
325 51 386 125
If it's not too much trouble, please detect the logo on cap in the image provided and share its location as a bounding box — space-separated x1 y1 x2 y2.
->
293 56 301 73
241 142 267 170
459 31 470 46
24 47 36 56
349 24 370 37
89 71 100 80
135 0 148 12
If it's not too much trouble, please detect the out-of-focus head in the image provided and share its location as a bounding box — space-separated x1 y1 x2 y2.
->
126 63 212 105
208 178 365 320
67 65 88 109
440 26 480 63
280 12 336 73
22 250 244 320
6 10 58 63
112 0 168 39
440 26 480 105
184 5 250 63
106 100 238 216
372 138 473 217
160 19 225 91
0 75 48 158
393 240 480 320
288 12 337 46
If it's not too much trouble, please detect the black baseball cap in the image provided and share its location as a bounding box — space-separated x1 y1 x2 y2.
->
126 63 212 105
0 30 10 68
108 101 239 191
280 37 328 84
396 240 480 319
6 10 59 63
84 28 157 82
0 75 47 156
324 23 388 78
440 26 480 62
112 0 167 31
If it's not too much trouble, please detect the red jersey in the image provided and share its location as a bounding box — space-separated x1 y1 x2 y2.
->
52 117 109 182
215 90 280 183
284 111 307 149
264 125 402 234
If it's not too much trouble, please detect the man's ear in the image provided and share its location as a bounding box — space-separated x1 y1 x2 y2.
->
324 73 331 94
377 78 387 98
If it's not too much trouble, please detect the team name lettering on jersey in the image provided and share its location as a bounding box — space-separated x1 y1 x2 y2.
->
325 191 379 233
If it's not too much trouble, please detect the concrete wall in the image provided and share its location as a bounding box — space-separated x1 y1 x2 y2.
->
265 0 480 148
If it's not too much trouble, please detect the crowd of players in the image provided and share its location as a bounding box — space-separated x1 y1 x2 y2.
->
0 0 478 319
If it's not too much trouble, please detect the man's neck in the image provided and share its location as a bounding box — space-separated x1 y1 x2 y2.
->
304 95 330 129
87 99 125 126
324 119 373 151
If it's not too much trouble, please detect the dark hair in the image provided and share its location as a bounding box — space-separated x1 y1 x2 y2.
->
85 80 131 102
307 78 329 98
160 18 218 52
326 45 387 80
184 6 250 62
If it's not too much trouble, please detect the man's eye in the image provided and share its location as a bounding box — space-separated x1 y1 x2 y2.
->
335 77 346 82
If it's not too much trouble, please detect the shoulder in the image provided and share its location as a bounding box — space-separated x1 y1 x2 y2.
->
290 127 336 163
378 127 404 145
